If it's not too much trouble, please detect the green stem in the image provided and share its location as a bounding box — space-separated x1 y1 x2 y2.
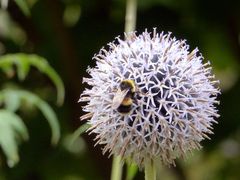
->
111 155 123 180
110 1 138 180
145 159 156 180
125 0 137 33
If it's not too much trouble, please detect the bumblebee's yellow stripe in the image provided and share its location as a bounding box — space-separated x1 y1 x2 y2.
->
121 98 133 106
121 79 136 93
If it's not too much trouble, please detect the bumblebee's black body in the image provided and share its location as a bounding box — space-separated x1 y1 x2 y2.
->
117 80 136 113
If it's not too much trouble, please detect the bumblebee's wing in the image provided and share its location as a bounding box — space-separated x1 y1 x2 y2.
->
112 89 128 109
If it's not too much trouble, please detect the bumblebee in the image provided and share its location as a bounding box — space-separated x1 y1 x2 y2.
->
112 79 136 114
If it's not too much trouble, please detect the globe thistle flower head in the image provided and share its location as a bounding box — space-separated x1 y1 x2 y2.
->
79 29 220 167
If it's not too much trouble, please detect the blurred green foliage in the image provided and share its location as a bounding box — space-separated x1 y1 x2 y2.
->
0 53 64 168
0 109 28 167
0 0 239 179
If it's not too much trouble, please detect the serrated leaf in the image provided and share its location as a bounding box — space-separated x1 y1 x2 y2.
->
0 89 60 145
0 53 65 105
14 0 30 17
14 55 30 81
3 90 21 112
28 54 65 105
0 110 29 167
36 99 60 145
0 56 15 78
0 126 19 167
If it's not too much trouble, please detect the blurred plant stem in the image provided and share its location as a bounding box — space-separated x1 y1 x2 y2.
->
125 0 137 33
110 0 138 180
111 155 123 180
145 159 156 180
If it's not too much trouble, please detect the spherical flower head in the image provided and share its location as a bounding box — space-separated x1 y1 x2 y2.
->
79 29 220 167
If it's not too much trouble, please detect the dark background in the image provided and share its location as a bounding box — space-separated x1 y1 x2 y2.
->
0 0 239 179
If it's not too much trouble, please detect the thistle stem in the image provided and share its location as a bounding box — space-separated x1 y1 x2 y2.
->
111 155 122 180
110 1 138 180
125 0 137 33
144 159 156 180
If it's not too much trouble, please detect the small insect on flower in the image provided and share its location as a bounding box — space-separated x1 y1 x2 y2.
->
112 79 136 114
79 28 220 168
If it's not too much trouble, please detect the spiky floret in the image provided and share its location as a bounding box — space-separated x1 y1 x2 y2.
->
79 29 220 167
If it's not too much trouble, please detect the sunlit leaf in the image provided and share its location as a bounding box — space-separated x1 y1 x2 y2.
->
14 55 30 81
0 89 60 145
14 0 30 16
0 53 65 105
0 58 15 78
0 110 28 167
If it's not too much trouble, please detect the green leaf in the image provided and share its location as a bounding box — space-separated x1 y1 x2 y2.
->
0 110 29 167
0 89 61 145
3 90 21 112
70 123 91 145
14 0 30 17
36 98 60 145
15 55 31 81
29 54 65 106
0 60 15 78
0 53 65 106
